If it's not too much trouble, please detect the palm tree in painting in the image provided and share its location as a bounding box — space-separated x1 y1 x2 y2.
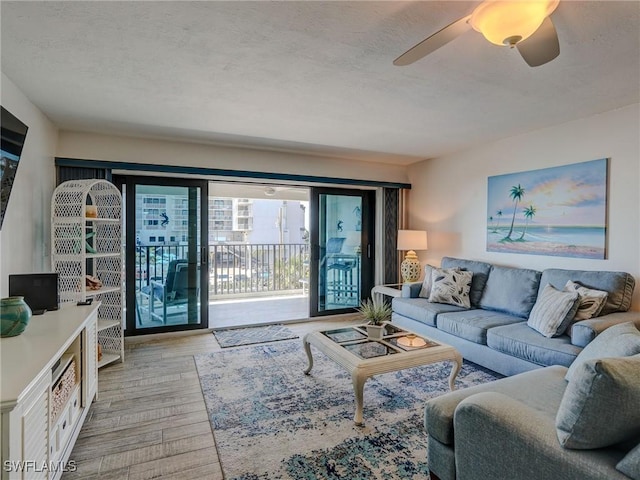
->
496 210 503 231
518 205 537 240
489 216 495 232
505 184 525 240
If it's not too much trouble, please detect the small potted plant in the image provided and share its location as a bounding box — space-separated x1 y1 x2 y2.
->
357 297 392 340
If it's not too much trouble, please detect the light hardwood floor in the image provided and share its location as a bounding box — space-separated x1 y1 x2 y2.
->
64 316 360 479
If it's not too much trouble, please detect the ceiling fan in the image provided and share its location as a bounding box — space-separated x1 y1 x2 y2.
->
394 0 560 67
263 185 307 198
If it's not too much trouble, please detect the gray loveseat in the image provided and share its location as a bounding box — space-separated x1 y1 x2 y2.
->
391 256 637 376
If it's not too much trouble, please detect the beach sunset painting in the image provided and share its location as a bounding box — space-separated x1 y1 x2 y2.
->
487 158 608 259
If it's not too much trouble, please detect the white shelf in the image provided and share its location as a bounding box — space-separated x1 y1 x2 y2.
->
51 353 75 385
86 217 120 223
98 353 120 368
97 319 120 332
53 217 120 223
52 253 120 261
85 252 121 259
85 286 121 298
52 179 124 370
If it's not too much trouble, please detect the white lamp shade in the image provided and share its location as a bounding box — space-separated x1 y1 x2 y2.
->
397 230 428 251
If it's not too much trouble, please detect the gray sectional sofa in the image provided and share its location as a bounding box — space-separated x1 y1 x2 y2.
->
391 256 637 376
390 257 640 480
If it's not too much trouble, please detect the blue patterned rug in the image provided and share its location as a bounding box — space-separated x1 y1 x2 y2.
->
195 340 501 479
213 324 299 348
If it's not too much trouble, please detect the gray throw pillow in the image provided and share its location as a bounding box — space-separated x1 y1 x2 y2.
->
617 442 640 480
564 280 608 321
428 268 473 309
527 284 580 338
565 321 640 381
556 355 640 449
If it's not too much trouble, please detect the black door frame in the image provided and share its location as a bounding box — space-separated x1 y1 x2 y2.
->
114 174 209 335
309 187 375 317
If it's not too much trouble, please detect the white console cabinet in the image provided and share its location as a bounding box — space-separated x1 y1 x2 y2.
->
0 303 99 480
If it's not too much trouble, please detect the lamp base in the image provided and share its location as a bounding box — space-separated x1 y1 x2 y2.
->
401 251 421 283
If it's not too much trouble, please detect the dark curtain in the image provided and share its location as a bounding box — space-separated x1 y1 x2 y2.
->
56 165 112 185
383 188 399 284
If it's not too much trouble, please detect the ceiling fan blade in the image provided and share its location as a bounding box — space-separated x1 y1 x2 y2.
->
393 15 472 66
516 16 560 67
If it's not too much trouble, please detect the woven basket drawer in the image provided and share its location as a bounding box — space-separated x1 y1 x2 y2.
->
51 359 77 421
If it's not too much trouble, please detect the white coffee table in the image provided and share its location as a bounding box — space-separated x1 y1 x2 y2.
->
303 323 463 426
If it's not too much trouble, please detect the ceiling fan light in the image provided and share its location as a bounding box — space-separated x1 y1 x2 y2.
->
470 0 559 46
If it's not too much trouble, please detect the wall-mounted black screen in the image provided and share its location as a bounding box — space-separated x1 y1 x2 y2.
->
1 106 29 229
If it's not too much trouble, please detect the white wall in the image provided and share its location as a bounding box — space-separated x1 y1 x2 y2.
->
0 74 58 296
406 103 640 310
57 131 410 186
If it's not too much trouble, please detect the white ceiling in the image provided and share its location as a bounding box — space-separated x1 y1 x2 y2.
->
1 1 639 166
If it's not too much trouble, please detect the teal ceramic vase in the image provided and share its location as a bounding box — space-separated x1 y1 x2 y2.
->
0 296 32 337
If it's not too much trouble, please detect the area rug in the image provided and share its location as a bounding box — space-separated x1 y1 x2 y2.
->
195 340 502 479
213 324 299 348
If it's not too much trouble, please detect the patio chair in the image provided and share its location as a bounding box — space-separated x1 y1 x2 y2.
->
140 259 197 325
323 238 359 306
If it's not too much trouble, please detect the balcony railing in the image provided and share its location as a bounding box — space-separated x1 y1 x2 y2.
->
135 243 310 299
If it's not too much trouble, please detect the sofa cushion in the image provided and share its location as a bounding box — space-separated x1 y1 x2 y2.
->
617 442 640 480
564 280 608 321
479 265 541 318
437 310 523 345
539 268 635 315
391 297 465 327
424 365 566 446
487 322 581 367
429 268 473 309
441 257 492 308
527 284 580 338
556 355 640 449
566 321 640 381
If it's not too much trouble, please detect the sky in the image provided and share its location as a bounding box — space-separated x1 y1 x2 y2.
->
487 158 607 227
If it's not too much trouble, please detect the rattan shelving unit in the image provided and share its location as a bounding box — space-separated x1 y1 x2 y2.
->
51 179 124 368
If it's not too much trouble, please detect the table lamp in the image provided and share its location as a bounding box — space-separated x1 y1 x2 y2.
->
397 230 428 283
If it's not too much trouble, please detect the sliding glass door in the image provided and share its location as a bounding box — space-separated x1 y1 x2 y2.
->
310 188 375 316
119 176 208 334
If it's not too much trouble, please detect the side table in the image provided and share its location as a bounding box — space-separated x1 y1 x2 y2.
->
371 283 404 302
